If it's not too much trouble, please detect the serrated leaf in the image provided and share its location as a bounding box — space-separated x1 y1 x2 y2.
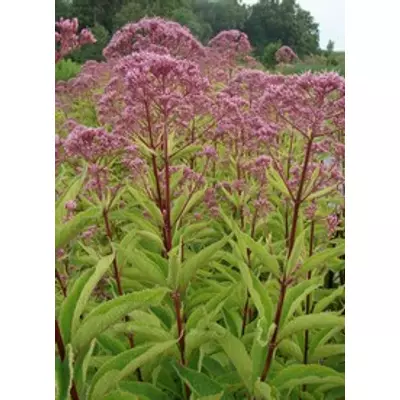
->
277 339 303 362
58 270 92 344
56 207 101 249
71 254 115 336
55 344 74 400
172 361 225 397
286 230 305 274
103 391 139 400
128 187 163 227
56 168 87 224
88 340 176 400
310 344 345 362
211 324 253 392
314 286 345 313
306 184 337 201
72 287 170 351
280 278 322 327
118 382 169 400
241 234 280 278
296 244 345 276
271 364 344 390
181 235 231 288
278 314 344 341
116 245 166 285
254 379 273 399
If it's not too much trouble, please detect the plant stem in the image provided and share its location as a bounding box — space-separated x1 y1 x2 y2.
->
172 291 190 398
56 269 67 297
303 220 315 365
261 137 314 382
163 121 172 252
102 207 142 381
55 319 80 400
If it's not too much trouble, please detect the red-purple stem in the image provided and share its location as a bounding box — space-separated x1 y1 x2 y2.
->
55 319 80 400
261 136 314 382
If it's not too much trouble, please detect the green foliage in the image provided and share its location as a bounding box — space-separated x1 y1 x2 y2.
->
71 23 110 62
262 41 282 69
55 59 81 81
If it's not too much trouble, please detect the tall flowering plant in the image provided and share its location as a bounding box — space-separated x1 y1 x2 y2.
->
55 17 345 400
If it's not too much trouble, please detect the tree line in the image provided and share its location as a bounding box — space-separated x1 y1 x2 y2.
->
56 0 322 63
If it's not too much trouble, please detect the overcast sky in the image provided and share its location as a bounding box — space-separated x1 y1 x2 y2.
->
242 0 345 50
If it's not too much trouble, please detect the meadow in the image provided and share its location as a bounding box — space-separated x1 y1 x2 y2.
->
55 17 345 400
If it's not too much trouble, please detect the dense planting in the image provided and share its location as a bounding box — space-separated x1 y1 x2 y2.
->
55 17 345 400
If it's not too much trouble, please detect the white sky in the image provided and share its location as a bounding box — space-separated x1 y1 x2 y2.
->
242 0 345 50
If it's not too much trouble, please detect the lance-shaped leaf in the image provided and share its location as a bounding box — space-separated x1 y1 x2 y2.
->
295 244 345 276
103 391 139 400
118 382 170 400
72 287 170 351
314 286 345 313
56 206 101 249
56 168 87 224
286 230 305 274
88 340 177 400
71 254 115 336
58 270 92 344
211 324 253 392
180 235 231 289
270 364 344 391
240 234 281 278
172 361 225 397
116 245 166 285
310 344 345 363
55 344 74 400
278 313 345 342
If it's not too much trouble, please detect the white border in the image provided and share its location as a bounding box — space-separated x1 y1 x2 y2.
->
346 0 400 398
1 0 55 397
1 0 400 398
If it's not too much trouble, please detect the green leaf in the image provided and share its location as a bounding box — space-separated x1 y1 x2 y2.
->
72 287 170 351
71 254 115 336
286 230 305 274
278 314 345 341
172 361 225 397
88 340 177 400
254 379 273 399
118 382 169 400
181 235 231 288
271 364 344 391
296 244 345 276
55 344 74 400
267 168 291 198
277 339 303 362
306 184 337 201
56 168 87 224
136 230 165 252
236 261 274 329
116 245 166 285
167 245 182 290
75 339 96 390
280 278 322 327
314 286 345 313
56 207 100 249
241 234 281 278
310 344 345 362
128 187 163 227
103 391 139 400
58 270 92 344
211 324 253 392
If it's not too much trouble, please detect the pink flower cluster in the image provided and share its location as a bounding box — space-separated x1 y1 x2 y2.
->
275 46 297 64
63 124 125 162
55 18 96 63
103 17 205 61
